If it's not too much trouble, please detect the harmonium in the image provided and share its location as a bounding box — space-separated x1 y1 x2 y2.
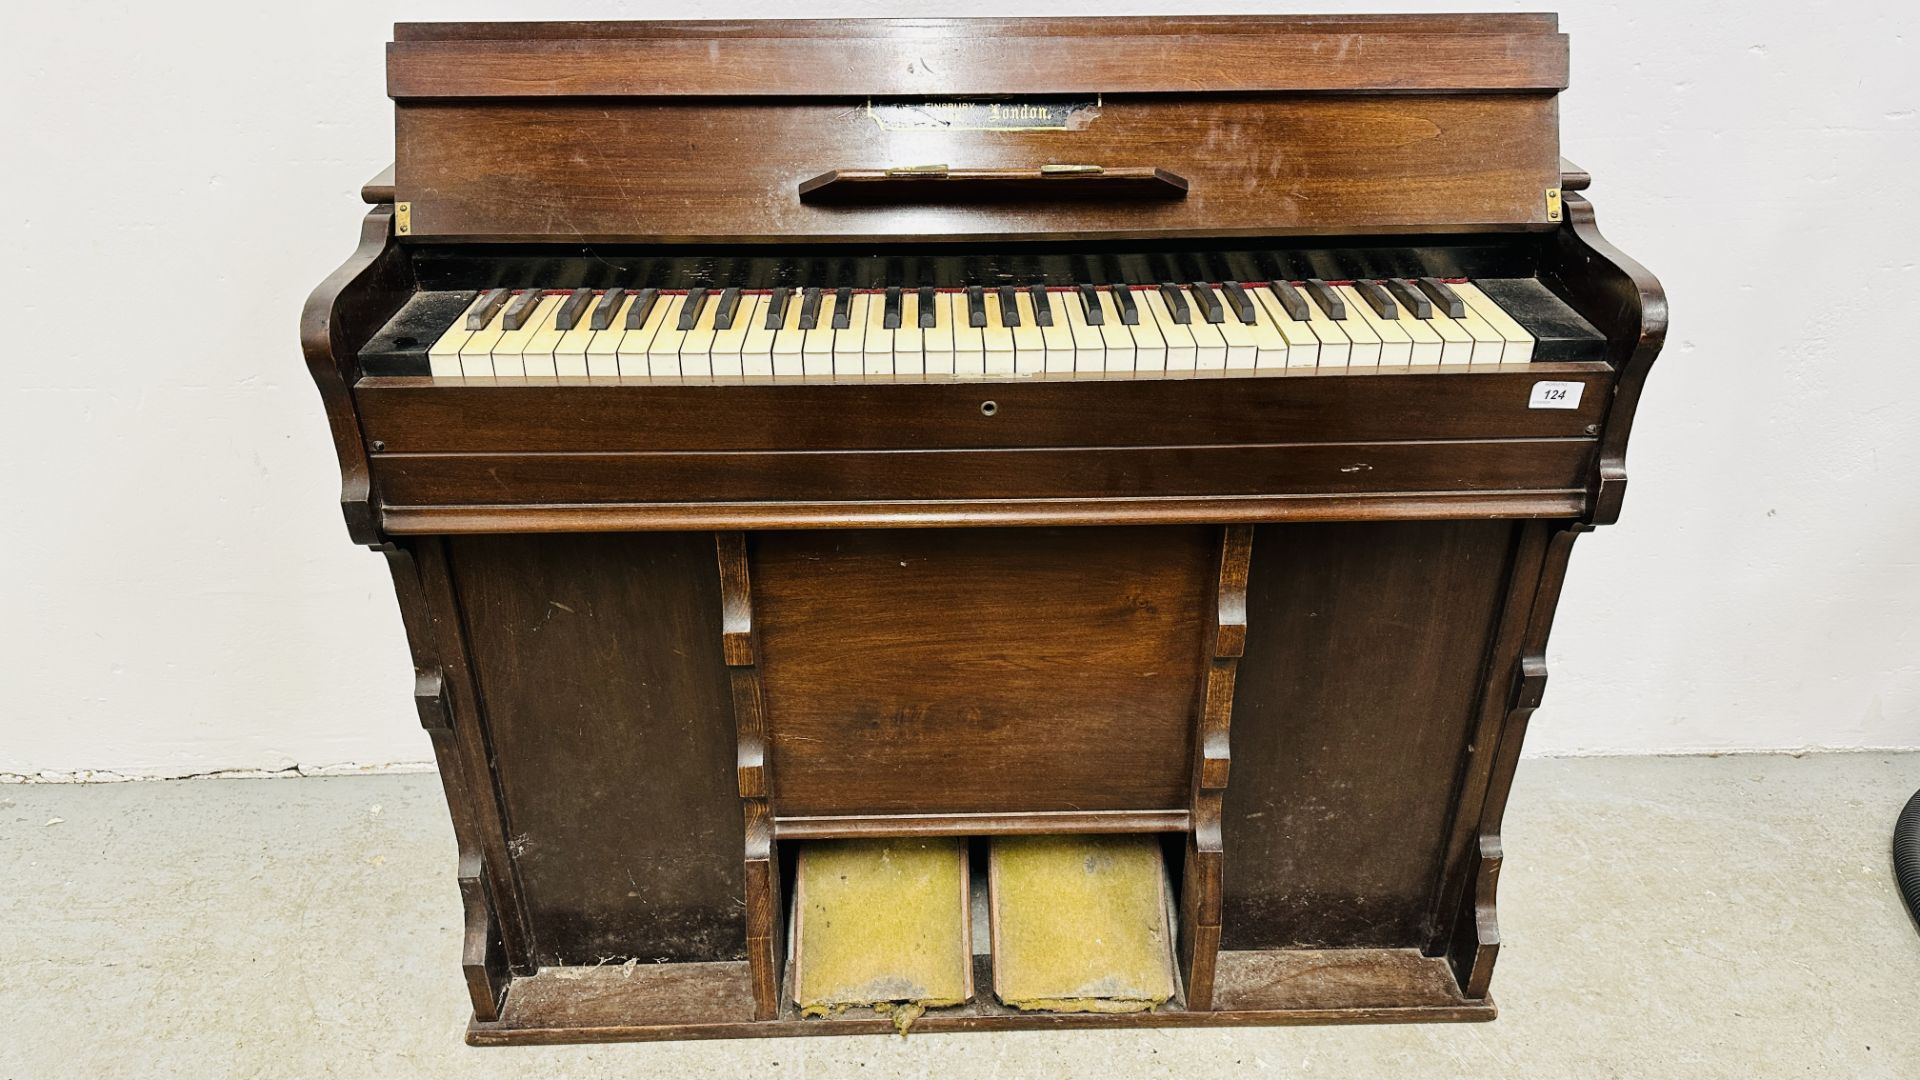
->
302 14 1665 1044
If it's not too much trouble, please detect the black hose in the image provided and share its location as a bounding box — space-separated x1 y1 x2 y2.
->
1898 788 1920 932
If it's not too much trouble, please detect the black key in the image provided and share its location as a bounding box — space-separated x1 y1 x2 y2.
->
831 287 854 329
711 287 742 330
1353 280 1397 320
588 287 627 331
466 287 510 330
677 287 709 331
625 287 661 330
501 290 543 331
1221 281 1257 324
763 287 791 330
1113 286 1139 326
1077 284 1104 326
1386 279 1432 320
1266 280 1310 321
1189 281 1225 324
1029 285 1055 327
966 286 987 328
917 287 938 328
997 286 1021 327
1304 279 1347 320
554 288 594 331
882 286 903 330
1416 277 1467 319
1158 282 1191 324
798 287 822 330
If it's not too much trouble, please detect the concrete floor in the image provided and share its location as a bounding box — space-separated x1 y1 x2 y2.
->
2 754 1916 1079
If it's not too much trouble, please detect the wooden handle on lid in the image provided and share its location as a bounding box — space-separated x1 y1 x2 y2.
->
797 166 1189 204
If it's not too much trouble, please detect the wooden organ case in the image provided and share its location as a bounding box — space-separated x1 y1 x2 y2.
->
302 15 1666 1043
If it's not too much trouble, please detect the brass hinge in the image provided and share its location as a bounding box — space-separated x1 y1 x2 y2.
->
1544 187 1563 222
395 201 412 236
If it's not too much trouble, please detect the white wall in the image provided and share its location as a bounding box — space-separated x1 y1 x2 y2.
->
2 1 1916 779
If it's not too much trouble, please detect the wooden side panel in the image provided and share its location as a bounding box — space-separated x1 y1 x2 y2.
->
395 95 1560 243
448 533 746 966
751 527 1209 817
1220 520 1515 950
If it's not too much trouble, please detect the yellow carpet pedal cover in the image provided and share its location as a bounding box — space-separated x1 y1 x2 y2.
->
988 834 1177 1013
791 837 972 1030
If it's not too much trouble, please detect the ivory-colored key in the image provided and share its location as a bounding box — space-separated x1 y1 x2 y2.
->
1185 299 1229 373
1009 290 1046 373
1061 289 1104 375
1338 285 1411 368
1143 290 1197 374
982 291 1017 376
802 291 837 380
617 292 670 378
952 291 987 377
893 291 925 380
430 295 485 378
1329 288 1382 369
1297 289 1352 369
1241 292 1290 372
1454 283 1536 364
1398 305 1445 365
1256 287 1320 370
1123 288 1167 375
1424 307 1475 365
739 295 776 381
678 295 721 383
646 294 689 380
554 294 603 377
1213 304 1258 373
520 296 570 379
1094 290 1136 375
711 295 753 380
1443 287 1507 365
457 299 509 378
833 293 869 380
493 294 560 377
1037 290 1075 376
862 291 895 379
923 292 955 378
771 291 808 379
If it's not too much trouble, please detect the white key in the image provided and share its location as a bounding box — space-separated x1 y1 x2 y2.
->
1184 290 1229 374
457 298 508 378
493 294 560 378
646 294 689 380
1037 290 1075 376
520 296 568 379
983 291 1017 376
677 292 719 383
429 294 485 378
1327 288 1381 369
738 295 775 381
615 292 668 378
1209 290 1258 373
801 291 836 380
1297 288 1352 369
1258 285 1320 371
1398 304 1446 365
1062 289 1105 375
767 291 806 378
1144 289 1197 374
1239 288 1290 372
554 293 602 378
1094 290 1136 375
833 292 869 380
1443 286 1507 365
953 291 987 377
893 291 925 380
1010 289 1046 374
1123 289 1167 375
1339 285 1412 368
1455 283 1535 365
923 292 955 378
710 292 752 380
863 291 895 380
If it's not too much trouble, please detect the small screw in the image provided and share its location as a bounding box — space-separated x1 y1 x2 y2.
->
1583 424 1598 435
371 440 387 451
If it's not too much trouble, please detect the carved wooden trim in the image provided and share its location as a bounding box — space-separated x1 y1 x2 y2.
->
381 541 534 998
1180 523 1253 1011
716 531 782 1020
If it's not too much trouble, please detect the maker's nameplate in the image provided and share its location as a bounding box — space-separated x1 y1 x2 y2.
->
868 99 1101 132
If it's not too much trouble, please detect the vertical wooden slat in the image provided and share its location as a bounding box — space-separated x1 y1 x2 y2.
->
717 531 782 1020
